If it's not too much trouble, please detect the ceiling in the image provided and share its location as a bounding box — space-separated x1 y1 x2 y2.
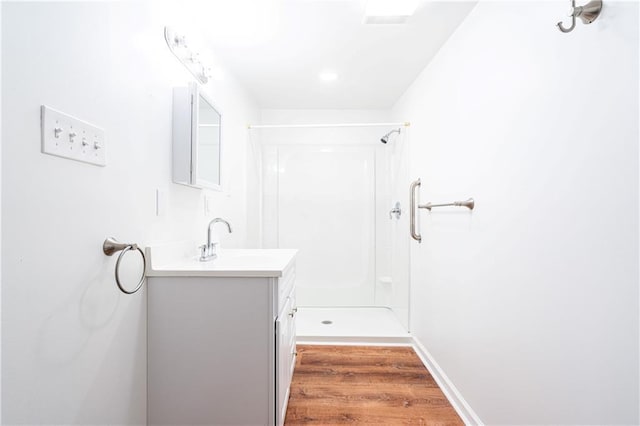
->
161 0 476 109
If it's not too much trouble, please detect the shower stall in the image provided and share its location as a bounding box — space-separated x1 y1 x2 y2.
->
253 121 411 343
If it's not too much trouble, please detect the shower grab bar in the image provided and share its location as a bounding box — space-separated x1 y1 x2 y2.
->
410 179 422 243
419 198 475 211
103 237 146 295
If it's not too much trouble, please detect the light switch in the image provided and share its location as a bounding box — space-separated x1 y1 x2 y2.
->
41 105 106 166
155 189 166 217
204 195 214 216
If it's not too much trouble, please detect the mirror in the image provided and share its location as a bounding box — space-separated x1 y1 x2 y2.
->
172 83 222 190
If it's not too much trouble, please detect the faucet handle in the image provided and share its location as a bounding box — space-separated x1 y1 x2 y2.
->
209 241 219 253
199 244 219 262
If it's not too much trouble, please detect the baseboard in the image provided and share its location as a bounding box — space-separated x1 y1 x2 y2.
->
297 335 414 346
412 337 483 426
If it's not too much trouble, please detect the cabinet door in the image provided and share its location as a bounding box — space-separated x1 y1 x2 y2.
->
276 295 296 426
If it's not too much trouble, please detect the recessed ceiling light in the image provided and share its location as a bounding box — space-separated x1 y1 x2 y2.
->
319 71 338 82
363 0 420 24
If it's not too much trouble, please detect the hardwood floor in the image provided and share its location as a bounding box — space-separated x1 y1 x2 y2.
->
285 345 463 425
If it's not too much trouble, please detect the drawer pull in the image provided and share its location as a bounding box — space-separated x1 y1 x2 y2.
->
288 307 298 317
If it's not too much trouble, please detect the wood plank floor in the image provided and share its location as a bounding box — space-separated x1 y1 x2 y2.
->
285 345 463 425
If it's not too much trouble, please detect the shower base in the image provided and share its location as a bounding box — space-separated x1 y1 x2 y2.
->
296 307 411 345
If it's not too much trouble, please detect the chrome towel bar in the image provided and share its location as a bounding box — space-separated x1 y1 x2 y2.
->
410 178 475 244
419 198 474 211
103 237 146 295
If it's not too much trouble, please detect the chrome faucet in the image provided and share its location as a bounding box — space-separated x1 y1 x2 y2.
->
200 218 233 261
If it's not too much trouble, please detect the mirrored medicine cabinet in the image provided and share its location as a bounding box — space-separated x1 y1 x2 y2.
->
173 83 222 190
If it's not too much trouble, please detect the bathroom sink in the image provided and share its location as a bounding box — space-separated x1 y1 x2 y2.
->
145 242 297 278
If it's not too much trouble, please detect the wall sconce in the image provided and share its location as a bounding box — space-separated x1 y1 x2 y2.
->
164 26 212 84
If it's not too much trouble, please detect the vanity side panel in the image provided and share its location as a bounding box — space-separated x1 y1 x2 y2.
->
148 276 272 425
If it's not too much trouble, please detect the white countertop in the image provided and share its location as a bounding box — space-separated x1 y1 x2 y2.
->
145 242 297 278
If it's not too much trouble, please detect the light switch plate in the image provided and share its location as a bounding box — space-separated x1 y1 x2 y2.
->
41 105 106 166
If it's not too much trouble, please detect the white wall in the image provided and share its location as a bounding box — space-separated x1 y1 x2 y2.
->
1 2 258 424
393 1 638 424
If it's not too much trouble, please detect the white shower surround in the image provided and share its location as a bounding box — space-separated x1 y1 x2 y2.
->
296 307 411 345
258 109 410 329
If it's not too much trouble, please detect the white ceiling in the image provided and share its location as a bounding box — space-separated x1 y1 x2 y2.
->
163 1 476 109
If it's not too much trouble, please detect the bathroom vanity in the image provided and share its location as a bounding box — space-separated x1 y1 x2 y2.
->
146 244 297 426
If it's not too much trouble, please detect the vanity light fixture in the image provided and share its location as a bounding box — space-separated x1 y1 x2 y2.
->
164 27 212 84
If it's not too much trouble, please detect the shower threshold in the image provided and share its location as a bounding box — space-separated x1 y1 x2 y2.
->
296 307 412 345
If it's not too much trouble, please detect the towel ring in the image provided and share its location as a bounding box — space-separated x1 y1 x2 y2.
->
103 237 146 295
